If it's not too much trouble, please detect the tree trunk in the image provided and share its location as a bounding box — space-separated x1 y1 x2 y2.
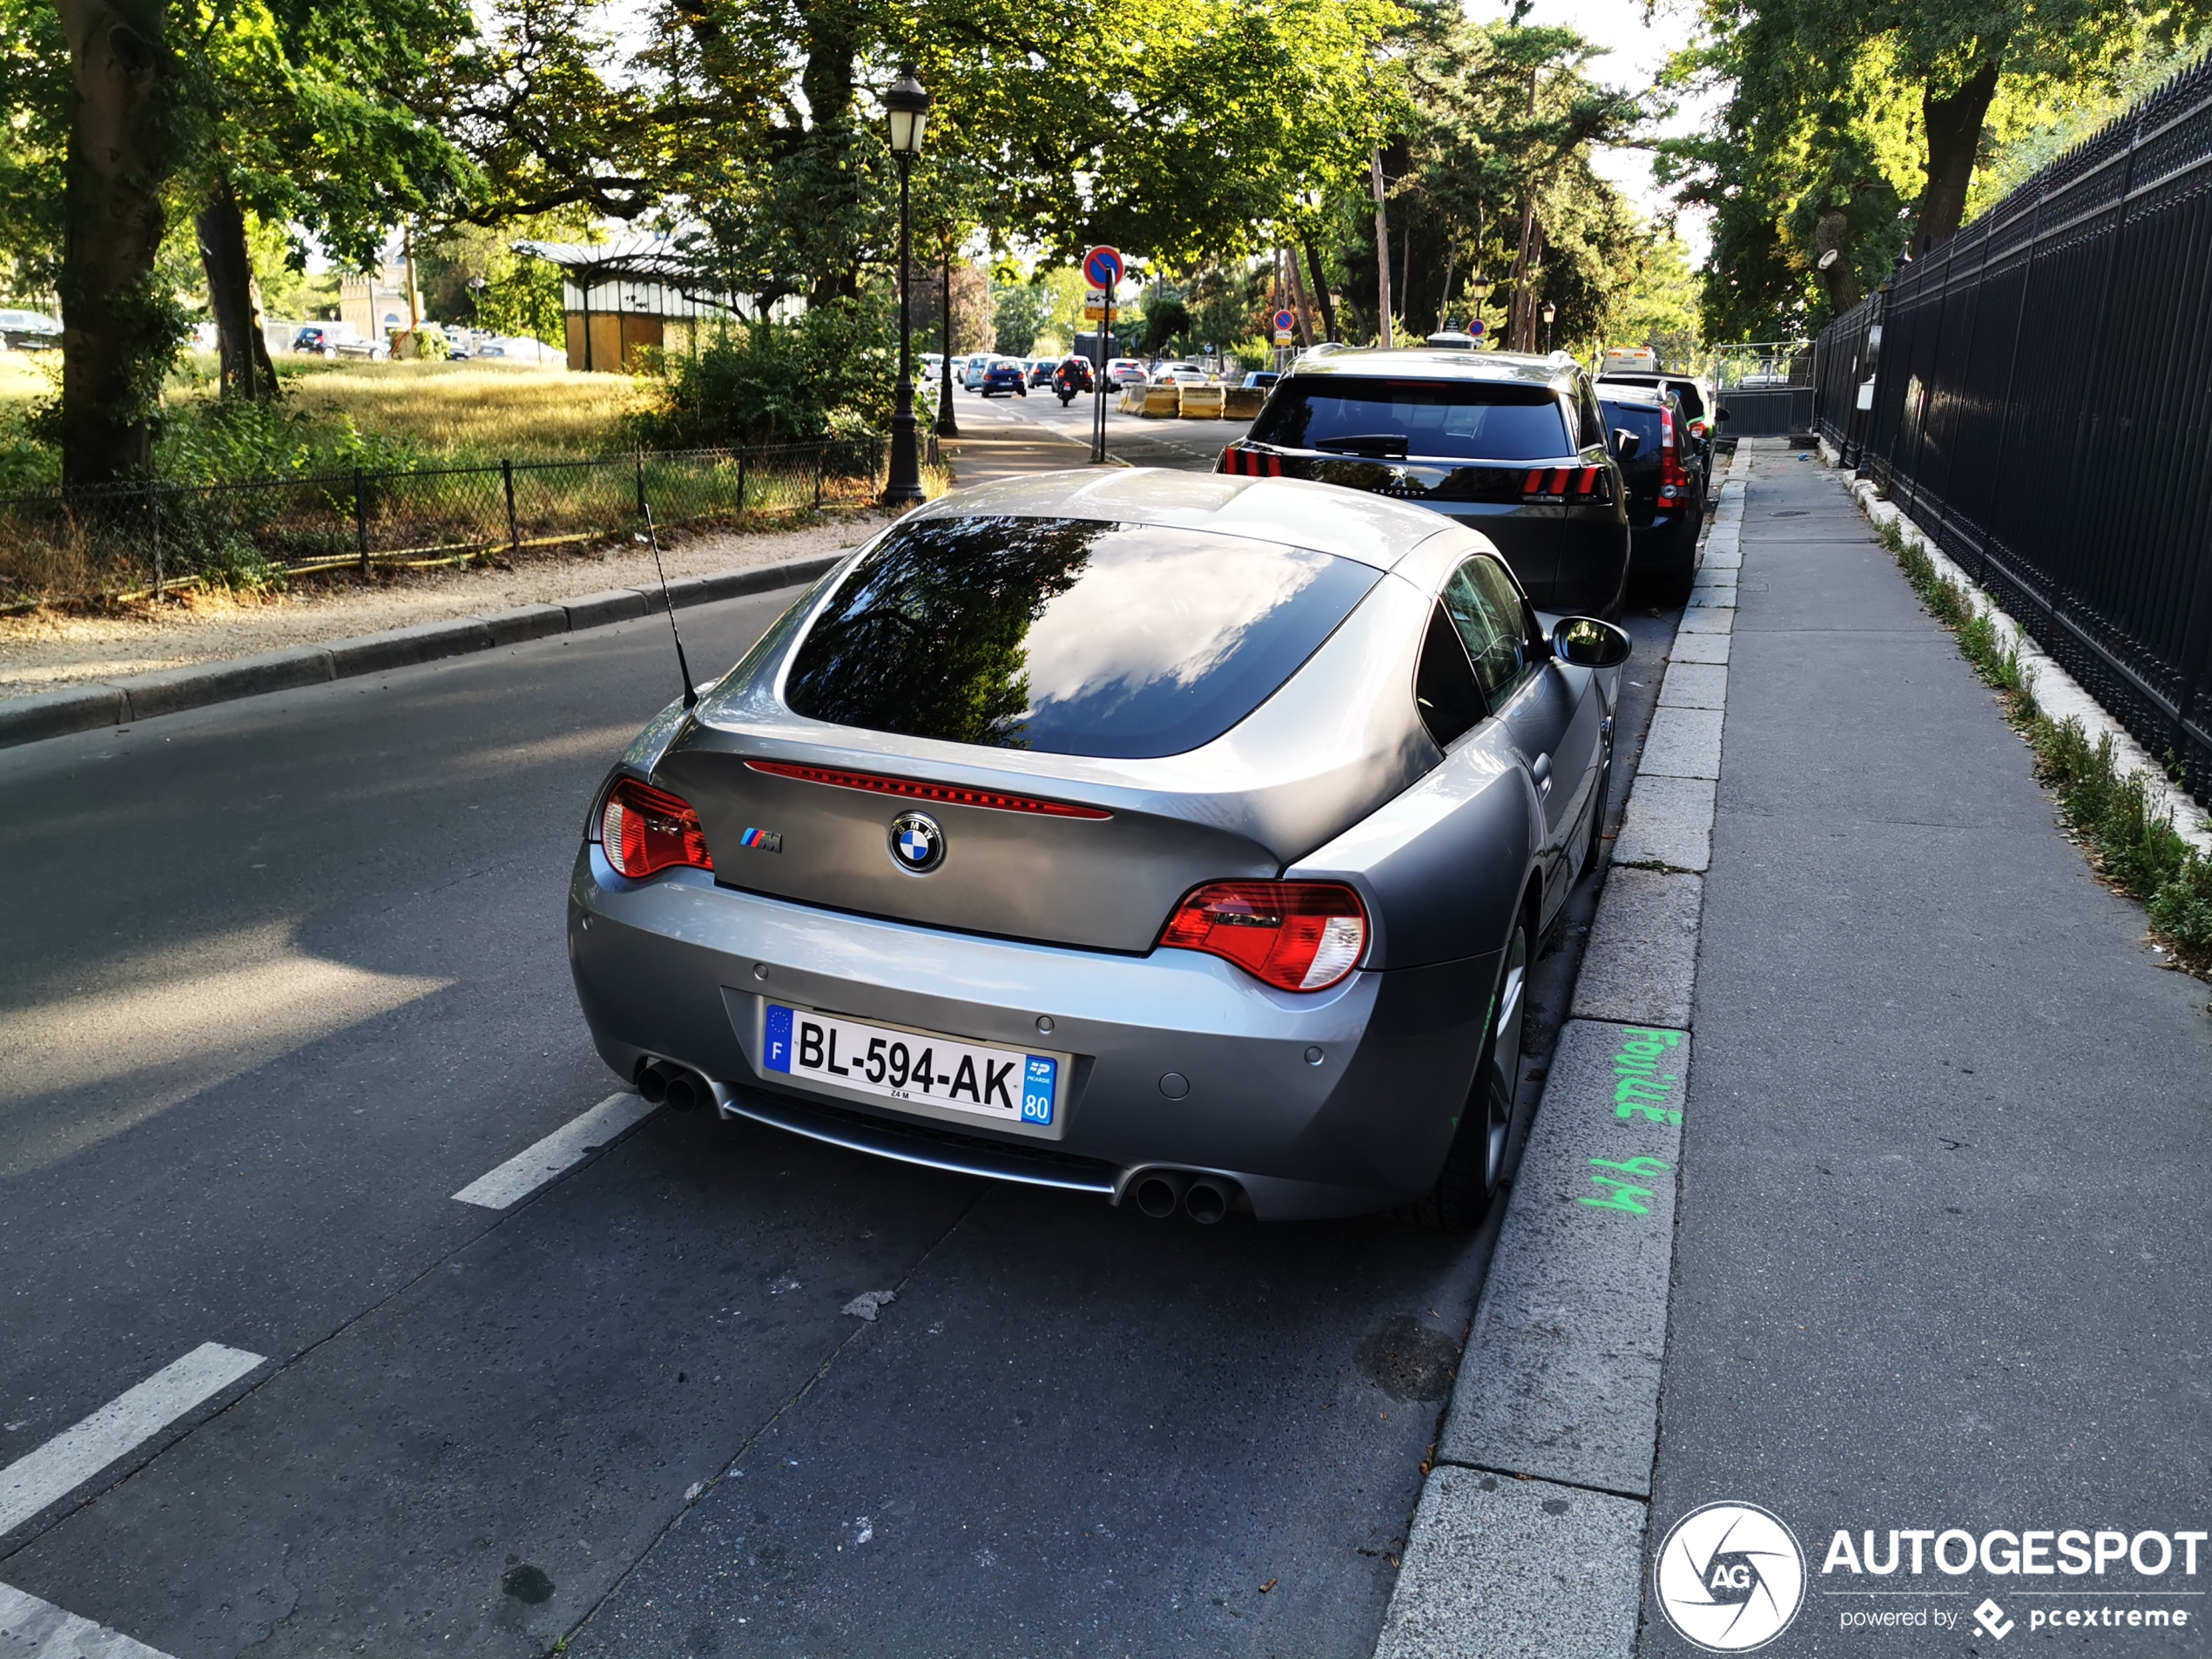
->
1300 237 1339 342
55 0 174 488
1507 192 1541 351
1284 244 1316 346
1812 206 1862 315
1917 56 2001 253
1370 150 1393 347
197 178 277 400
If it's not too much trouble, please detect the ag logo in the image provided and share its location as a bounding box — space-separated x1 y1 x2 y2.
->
1653 1501 1806 1651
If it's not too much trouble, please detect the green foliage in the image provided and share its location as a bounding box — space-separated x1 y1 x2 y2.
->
991 283 1052 355
1670 0 2212 340
628 296 897 448
1140 295 1192 354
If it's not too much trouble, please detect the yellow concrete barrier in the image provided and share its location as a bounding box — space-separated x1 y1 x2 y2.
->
1178 385 1227 419
1224 387 1268 420
1141 385 1182 417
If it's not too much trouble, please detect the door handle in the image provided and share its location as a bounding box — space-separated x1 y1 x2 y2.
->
1531 752 1553 792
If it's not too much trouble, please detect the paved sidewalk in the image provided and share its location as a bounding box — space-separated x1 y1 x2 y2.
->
1642 451 2210 1654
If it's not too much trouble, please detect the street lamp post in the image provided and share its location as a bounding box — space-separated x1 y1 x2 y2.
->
1541 300 1557 354
882 70 933 507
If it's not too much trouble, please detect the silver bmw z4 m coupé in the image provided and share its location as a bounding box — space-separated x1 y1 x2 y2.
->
568 468 1629 1226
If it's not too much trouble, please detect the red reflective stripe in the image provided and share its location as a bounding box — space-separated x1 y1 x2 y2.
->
743 759 1113 819
1524 469 1544 495
1266 454 1284 476
1548 468 1569 495
1575 468 1596 495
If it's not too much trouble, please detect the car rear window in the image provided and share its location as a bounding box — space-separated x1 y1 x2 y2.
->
1250 376 1575 462
783 516 1381 759
1602 401 1664 455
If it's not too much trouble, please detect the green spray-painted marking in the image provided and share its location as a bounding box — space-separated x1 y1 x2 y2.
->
1580 1155 1674 1214
1611 1026 1685 1125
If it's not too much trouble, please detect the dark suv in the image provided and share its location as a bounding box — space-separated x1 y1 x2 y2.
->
1218 348 1629 615
1598 384 1707 603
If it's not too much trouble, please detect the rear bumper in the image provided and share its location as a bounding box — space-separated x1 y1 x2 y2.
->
567 846 1495 1217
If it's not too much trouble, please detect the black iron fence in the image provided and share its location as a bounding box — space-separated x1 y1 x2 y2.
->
1812 51 2212 807
0 436 894 606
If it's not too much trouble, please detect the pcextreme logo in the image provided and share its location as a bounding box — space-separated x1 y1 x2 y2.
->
1654 1501 1809 1651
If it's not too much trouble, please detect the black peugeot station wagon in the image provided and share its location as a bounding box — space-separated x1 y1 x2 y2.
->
1218 348 1631 617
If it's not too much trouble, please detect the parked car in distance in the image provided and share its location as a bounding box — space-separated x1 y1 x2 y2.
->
567 467 1630 1229
1242 371 1280 390
293 323 356 357
1222 347 1631 617
1598 384 1706 603
1597 368 1719 455
980 359 1028 397
1154 361 1208 385
1027 358 1058 388
1104 358 1149 388
0 308 62 351
961 353 995 391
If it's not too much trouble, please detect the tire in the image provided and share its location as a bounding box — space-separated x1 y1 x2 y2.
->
1411 915 1531 1231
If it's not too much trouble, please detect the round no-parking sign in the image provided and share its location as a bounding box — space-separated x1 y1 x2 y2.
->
1083 246 1124 290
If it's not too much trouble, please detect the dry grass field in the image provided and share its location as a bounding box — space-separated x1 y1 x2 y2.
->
267 357 649 458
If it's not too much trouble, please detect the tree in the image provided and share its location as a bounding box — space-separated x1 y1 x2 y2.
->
51 0 179 485
1669 0 2212 339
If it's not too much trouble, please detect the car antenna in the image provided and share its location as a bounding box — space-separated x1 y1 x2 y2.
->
637 503 698 709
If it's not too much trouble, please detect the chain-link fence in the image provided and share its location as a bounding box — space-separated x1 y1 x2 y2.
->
0 436 895 606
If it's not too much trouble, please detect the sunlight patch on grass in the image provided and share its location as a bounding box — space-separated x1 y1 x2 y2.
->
248 358 648 460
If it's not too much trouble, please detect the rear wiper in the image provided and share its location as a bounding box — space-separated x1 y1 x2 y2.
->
1314 434 1409 458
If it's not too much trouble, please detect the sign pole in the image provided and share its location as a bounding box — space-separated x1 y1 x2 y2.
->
1082 246 1124 465
1094 299 1109 463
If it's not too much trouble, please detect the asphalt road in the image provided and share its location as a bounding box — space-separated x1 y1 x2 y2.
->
0 489 1684 1658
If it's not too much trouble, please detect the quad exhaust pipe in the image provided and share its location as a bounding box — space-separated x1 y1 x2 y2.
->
1128 1168 1242 1224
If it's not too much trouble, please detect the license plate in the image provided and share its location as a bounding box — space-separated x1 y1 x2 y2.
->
762 1004 1062 1128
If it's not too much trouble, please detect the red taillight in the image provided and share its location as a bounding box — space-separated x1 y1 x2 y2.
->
1158 880 1368 992
1218 446 1285 478
1524 466 1608 502
600 779 713 878
1659 409 1693 490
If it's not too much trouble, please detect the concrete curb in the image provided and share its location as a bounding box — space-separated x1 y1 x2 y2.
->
1372 447 1755 1657
0 551 846 753
1828 462 2212 855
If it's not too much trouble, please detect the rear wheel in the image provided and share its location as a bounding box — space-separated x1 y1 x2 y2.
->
1412 916 1530 1231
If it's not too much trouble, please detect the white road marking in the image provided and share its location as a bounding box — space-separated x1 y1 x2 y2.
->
451 1092 657 1210
0 1344 264 1538
0 1581 176 1658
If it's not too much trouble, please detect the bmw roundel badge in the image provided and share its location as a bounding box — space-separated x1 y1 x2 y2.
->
888 810 946 874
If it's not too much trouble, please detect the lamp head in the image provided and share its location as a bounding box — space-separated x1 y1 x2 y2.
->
886 70 932 155
1541 300 1557 323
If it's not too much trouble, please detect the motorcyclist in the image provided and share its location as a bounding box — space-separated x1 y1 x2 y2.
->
1052 355 1095 405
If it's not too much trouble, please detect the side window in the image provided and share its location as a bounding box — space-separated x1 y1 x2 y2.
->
1577 381 1607 448
1442 557 1533 705
1414 603 1485 748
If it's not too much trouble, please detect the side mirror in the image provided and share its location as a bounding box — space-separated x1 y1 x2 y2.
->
1552 616 1632 668
1612 428 1642 462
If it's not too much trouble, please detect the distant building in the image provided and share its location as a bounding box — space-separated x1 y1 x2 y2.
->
339 262 420 341
513 238 799 373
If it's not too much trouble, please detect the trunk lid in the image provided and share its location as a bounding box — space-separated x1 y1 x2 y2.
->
651 741 1276 954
